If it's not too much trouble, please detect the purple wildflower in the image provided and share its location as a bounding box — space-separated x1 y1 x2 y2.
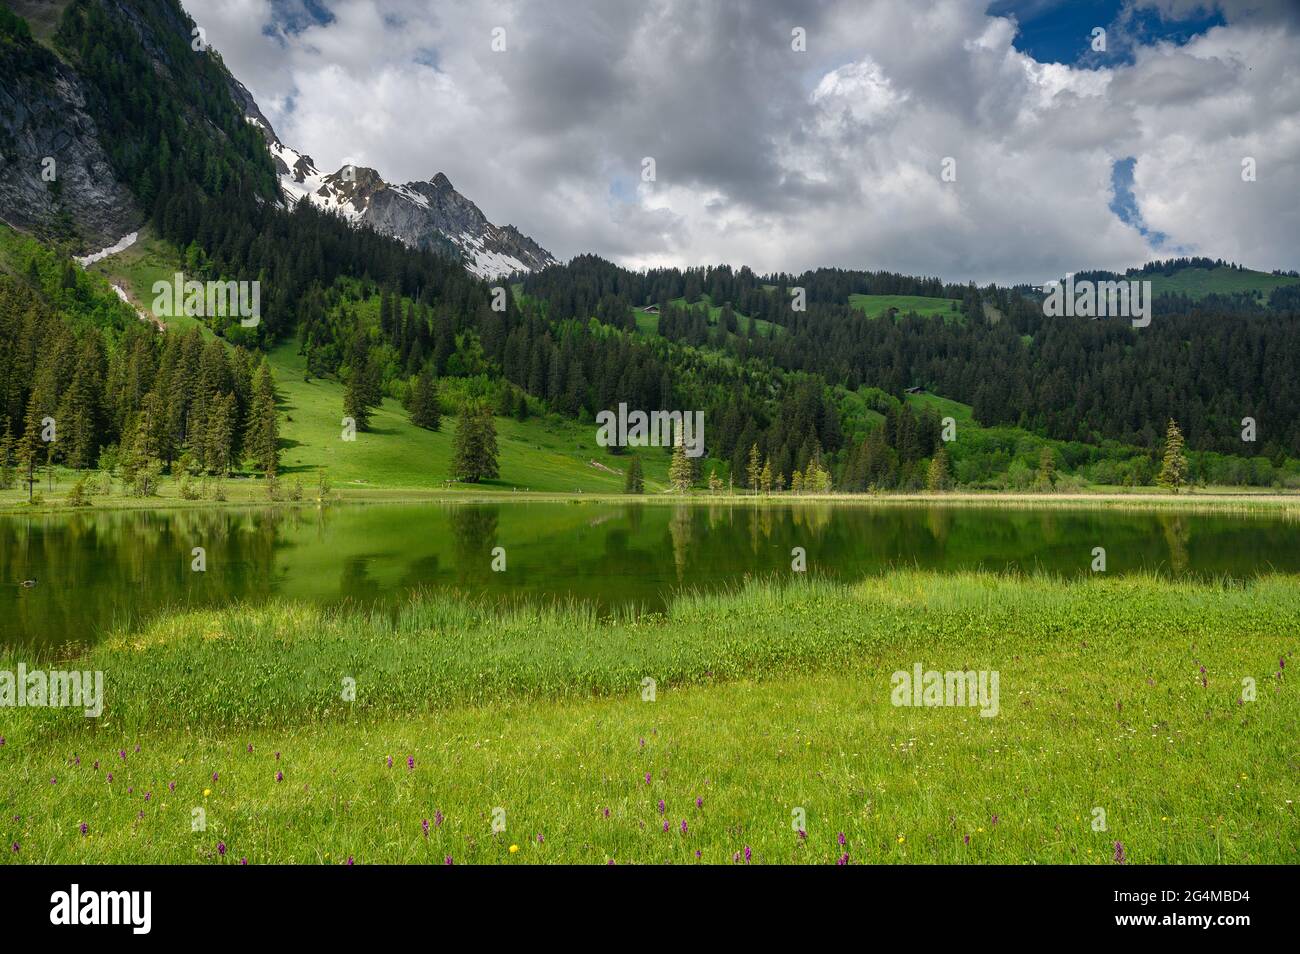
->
247 744 253 753
744 845 752 863
408 756 414 770
346 856 354 866
212 772 219 782
662 821 670 832
1113 841 1126 864
240 858 248 865
79 823 88 836
422 819 430 838
387 756 393 768
275 751 281 760
657 799 665 814
144 792 151 802
119 750 126 761
603 808 610 818
10 843 18 853
681 819 688 834
644 772 651 785
444 856 454 865
435 810 443 827
276 771 283 782
964 835 970 845
537 833 544 844
838 831 846 846
217 842 226 856
991 814 998 826
837 853 849 865
695 796 703 809
106 773 112 783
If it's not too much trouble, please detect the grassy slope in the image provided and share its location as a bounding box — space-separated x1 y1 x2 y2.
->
83 234 672 494
849 294 961 322
1145 266 1300 301
1 571 1295 863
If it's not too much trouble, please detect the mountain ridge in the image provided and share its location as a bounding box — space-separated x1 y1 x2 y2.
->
230 77 556 280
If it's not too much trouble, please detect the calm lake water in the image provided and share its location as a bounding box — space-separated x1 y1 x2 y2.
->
2 501 1297 652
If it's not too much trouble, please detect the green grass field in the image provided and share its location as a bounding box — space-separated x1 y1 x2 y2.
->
1144 266 1300 302
849 294 962 322
1 571 1294 863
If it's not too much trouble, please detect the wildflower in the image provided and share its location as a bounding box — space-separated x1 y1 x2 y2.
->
991 814 998 827
537 833 544 844
247 744 253 753
657 799 665 814
203 788 211 797
695 796 703 809
134 745 140 753
695 850 701 858
240 858 248 865
107 773 113 783
119 750 126 761
681 820 688 834
744 845 752 863
276 771 283 782
509 844 519 854
144 792 151 802
407 756 414 770
644 773 651 785
49 777 57 785
797 829 807 841
275 751 281 760
93 760 98 770
169 781 175 792
212 772 219 782
444 856 454 865
80 823 88 836
435 810 443 827
897 835 905 844
422 819 430 838
837 853 849 865
603 808 610 818
639 738 645 748
10 843 17 853
964 835 970 845
0 737 4 746
662 821 670 832
1113 841 1126 864
217 842 226 856
347 856 354 865
387 756 393 768
838 831 846 846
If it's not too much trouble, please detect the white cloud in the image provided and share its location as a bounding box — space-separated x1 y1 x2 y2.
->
184 0 1299 283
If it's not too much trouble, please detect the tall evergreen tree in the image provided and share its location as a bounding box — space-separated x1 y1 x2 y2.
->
1157 419 1188 492
409 367 441 431
245 361 279 475
624 454 644 494
669 441 693 493
451 402 499 483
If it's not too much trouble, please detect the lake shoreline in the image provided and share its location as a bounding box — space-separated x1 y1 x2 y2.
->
3 484 1297 517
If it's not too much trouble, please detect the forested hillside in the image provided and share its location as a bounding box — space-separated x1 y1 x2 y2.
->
0 0 1296 498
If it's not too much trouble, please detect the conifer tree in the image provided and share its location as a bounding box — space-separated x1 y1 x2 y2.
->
1157 419 1188 492
245 361 279 475
410 367 441 431
746 442 761 492
624 454 644 494
669 440 693 493
451 402 499 483
927 447 951 493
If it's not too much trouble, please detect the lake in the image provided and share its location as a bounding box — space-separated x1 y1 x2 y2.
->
2 500 1297 652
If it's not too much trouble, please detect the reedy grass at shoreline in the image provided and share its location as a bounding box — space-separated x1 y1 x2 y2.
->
1 571 1295 864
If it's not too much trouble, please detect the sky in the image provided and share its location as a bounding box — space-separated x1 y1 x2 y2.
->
183 0 1300 285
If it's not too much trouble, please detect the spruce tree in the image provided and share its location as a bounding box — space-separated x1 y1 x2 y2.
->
624 454 644 494
1157 419 1188 492
451 403 499 483
746 442 761 492
409 367 441 431
926 447 951 493
669 441 693 493
245 361 279 475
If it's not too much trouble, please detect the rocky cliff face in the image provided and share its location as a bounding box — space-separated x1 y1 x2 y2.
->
234 82 555 279
0 26 142 250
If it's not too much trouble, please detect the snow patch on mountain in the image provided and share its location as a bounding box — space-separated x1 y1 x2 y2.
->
236 91 554 279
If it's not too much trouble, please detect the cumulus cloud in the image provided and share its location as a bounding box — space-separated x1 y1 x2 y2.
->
184 0 1298 283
